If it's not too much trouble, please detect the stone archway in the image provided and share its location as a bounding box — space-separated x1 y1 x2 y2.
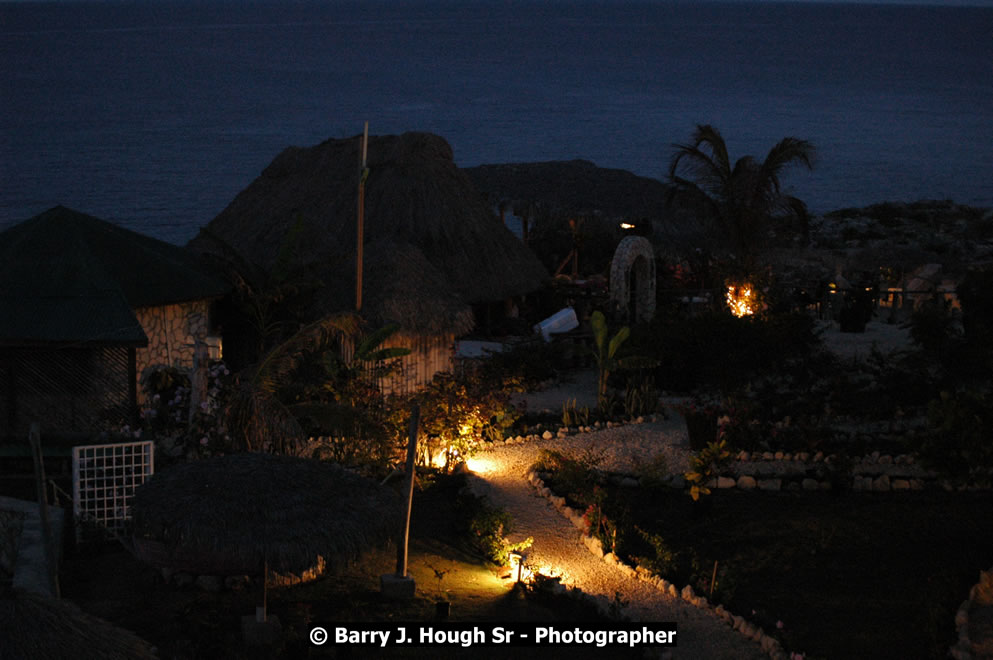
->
609 236 656 323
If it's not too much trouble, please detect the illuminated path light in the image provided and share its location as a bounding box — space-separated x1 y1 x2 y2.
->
465 419 766 658
464 455 496 475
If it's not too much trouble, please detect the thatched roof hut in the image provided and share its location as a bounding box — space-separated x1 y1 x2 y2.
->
0 206 228 346
0 588 158 660
130 453 400 577
189 132 547 336
0 206 230 435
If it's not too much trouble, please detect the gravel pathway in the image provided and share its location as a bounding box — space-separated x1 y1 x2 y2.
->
466 417 767 660
461 320 912 657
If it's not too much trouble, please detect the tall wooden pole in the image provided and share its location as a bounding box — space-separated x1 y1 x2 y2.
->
356 121 369 311
29 423 60 598
396 404 419 576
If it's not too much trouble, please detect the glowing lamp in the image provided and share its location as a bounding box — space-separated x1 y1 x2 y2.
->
509 552 525 583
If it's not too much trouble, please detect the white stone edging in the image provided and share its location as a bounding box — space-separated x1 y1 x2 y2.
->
501 420 992 493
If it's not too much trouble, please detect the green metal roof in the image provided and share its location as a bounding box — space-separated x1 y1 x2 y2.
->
0 206 229 346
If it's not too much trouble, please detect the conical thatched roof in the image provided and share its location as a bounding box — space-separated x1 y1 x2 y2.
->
130 453 400 576
189 132 547 335
0 588 158 660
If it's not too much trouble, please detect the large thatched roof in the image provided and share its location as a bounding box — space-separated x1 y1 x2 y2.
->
130 453 400 576
0 206 229 347
0 588 158 660
189 132 547 335
464 159 671 220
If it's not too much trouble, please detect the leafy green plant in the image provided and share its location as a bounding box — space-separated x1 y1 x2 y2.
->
623 370 660 418
685 438 733 501
591 310 630 416
635 527 683 577
418 369 522 469
455 488 532 565
561 398 590 427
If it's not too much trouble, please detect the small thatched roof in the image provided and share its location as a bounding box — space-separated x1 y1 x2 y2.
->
131 453 400 576
0 206 229 347
0 588 158 660
189 132 547 335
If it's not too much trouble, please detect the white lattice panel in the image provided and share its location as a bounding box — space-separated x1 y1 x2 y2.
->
72 441 154 541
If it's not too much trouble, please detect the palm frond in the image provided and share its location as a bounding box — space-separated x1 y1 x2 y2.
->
354 322 401 361
690 124 732 176
607 325 631 360
666 125 816 263
252 313 360 392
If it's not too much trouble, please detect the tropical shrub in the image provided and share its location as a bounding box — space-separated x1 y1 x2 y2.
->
685 439 733 502
454 485 532 565
633 526 736 607
139 361 234 459
418 369 521 469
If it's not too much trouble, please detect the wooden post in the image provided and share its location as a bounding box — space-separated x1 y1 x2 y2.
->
397 404 419 576
127 347 138 428
356 121 369 311
29 423 60 598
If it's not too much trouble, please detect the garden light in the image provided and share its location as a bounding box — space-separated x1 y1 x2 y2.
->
465 455 494 474
509 552 524 583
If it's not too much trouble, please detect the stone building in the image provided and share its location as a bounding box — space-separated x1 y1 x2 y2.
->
0 207 229 437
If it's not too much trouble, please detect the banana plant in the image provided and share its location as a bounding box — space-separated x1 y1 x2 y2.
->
591 311 630 416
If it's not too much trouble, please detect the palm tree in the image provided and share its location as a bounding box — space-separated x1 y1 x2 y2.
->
666 125 816 269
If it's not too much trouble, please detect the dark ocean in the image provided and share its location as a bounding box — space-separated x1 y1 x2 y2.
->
2 0 992 245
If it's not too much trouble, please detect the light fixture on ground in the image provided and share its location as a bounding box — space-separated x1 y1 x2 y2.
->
509 551 526 583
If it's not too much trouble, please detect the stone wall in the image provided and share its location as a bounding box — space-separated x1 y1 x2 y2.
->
133 301 211 400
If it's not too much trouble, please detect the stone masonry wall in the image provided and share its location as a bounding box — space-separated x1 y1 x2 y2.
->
134 301 210 402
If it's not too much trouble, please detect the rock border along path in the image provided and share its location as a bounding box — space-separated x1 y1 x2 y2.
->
466 418 769 660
